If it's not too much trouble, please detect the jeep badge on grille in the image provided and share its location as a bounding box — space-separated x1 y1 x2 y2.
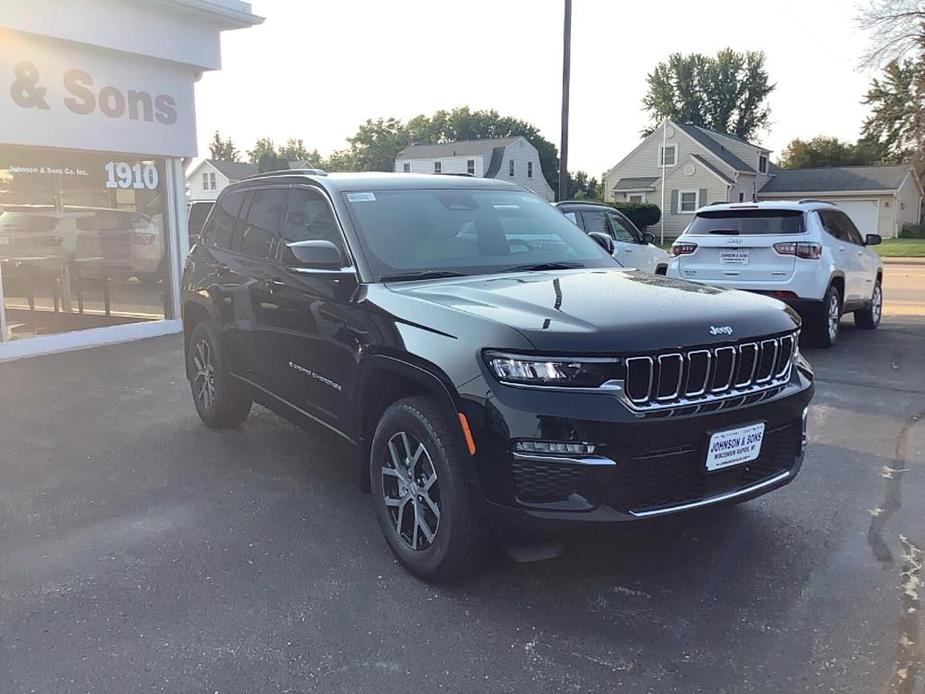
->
709 326 734 336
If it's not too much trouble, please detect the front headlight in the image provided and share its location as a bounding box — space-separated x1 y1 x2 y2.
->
484 351 620 388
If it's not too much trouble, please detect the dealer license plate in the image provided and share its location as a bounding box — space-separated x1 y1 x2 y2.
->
720 250 749 264
706 422 765 471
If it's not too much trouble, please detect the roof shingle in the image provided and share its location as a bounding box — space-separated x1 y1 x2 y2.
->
396 137 521 160
759 165 911 193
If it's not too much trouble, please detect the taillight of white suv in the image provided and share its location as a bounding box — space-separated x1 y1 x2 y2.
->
772 242 822 259
669 242 698 257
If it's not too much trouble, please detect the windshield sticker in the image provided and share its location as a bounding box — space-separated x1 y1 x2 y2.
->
346 192 376 202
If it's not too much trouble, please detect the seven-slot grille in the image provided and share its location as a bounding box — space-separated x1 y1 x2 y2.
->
624 332 797 411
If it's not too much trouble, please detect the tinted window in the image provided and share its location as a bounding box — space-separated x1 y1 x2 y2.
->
343 188 614 280
188 202 213 238
819 210 855 243
562 211 579 225
686 209 805 235
282 188 344 252
607 212 640 243
206 189 245 249
581 210 613 237
240 188 286 258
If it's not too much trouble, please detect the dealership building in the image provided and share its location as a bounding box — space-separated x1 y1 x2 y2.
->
0 0 261 360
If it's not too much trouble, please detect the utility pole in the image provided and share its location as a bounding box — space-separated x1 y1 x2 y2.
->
557 0 572 202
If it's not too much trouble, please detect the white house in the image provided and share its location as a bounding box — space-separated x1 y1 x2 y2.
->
395 136 555 201
604 120 923 239
186 159 257 201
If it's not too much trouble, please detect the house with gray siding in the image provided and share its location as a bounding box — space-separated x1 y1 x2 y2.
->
394 136 555 201
604 120 922 239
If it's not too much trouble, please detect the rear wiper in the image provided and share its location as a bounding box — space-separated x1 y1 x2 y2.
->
499 261 584 273
380 270 466 282
708 229 740 235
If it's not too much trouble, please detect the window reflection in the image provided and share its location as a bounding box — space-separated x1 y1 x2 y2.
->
0 146 171 341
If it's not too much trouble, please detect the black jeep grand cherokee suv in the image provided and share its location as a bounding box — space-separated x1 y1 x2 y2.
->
182 171 814 580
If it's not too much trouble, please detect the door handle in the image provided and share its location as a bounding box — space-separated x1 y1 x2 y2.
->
213 262 229 276
265 278 286 291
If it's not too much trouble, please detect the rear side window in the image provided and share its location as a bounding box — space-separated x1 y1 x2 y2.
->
239 188 287 258
206 190 246 250
686 209 805 235
606 211 641 243
819 210 864 245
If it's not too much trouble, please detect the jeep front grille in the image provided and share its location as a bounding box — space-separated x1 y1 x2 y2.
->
623 332 797 413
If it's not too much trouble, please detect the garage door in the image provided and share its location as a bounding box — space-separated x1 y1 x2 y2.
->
827 199 879 236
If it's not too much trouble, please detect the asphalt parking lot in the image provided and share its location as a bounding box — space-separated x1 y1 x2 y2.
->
1 272 923 693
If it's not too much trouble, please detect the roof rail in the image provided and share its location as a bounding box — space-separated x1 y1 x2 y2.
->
437 172 474 177
248 168 327 179
797 199 835 205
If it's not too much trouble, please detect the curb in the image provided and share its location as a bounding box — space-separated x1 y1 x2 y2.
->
881 256 925 265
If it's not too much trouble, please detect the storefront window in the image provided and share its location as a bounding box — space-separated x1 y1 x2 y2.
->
0 145 172 341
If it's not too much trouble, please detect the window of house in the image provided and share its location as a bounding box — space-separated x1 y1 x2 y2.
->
679 190 698 213
758 155 768 174
434 161 442 174
202 172 216 191
467 159 475 175
738 192 745 202
628 193 644 204
659 144 677 167
509 160 515 177
527 162 533 178
402 162 411 173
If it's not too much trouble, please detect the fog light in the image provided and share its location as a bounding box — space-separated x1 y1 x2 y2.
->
514 440 595 455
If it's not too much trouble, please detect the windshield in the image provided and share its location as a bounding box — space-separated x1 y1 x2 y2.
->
686 209 805 235
342 188 617 281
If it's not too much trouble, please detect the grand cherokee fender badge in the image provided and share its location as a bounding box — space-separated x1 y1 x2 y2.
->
288 361 343 391
709 326 734 336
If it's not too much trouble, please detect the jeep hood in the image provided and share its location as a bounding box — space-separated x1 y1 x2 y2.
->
385 268 800 353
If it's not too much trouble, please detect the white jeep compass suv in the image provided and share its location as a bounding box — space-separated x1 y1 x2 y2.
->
666 200 883 347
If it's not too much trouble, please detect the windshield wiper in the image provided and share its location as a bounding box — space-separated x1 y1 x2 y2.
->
498 261 584 273
380 270 466 282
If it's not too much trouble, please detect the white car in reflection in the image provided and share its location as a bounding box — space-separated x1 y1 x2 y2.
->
0 205 164 282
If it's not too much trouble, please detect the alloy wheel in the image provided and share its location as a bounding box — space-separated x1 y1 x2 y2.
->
827 292 840 342
192 338 217 411
381 431 440 551
872 284 882 323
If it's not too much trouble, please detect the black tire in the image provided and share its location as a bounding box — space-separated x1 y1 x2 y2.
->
854 278 882 329
186 320 252 428
370 396 487 581
808 283 842 348
655 264 667 276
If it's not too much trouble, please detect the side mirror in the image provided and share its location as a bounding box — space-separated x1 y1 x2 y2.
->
865 234 882 246
287 240 344 268
588 231 615 255
643 231 656 245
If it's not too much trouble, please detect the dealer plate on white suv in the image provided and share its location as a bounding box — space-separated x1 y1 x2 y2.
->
706 422 765 471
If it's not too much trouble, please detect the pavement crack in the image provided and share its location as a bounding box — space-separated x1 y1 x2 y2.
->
867 409 924 566
887 536 922 694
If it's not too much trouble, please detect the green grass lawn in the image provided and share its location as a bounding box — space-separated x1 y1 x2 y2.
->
875 238 925 257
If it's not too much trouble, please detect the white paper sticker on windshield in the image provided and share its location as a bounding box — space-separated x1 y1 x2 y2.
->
346 192 376 202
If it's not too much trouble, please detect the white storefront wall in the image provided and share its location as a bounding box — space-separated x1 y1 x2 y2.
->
0 0 260 361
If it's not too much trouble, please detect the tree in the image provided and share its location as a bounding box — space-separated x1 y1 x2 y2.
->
778 136 887 168
278 138 325 167
566 171 601 200
857 1 925 172
642 49 775 140
247 137 289 172
208 131 239 161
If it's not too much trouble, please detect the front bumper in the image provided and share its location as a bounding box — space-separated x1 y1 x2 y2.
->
460 365 813 525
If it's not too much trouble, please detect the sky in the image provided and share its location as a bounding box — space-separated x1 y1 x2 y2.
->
194 0 880 178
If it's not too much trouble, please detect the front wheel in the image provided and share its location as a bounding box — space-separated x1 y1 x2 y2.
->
370 396 487 581
186 320 252 428
854 279 882 329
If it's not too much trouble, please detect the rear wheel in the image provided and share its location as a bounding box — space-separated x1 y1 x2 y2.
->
370 396 487 581
187 320 252 428
854 279 882 329
809 284 842 348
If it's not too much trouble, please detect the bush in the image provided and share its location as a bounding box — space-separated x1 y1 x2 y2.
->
612 202 662 231
901 223 925 238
